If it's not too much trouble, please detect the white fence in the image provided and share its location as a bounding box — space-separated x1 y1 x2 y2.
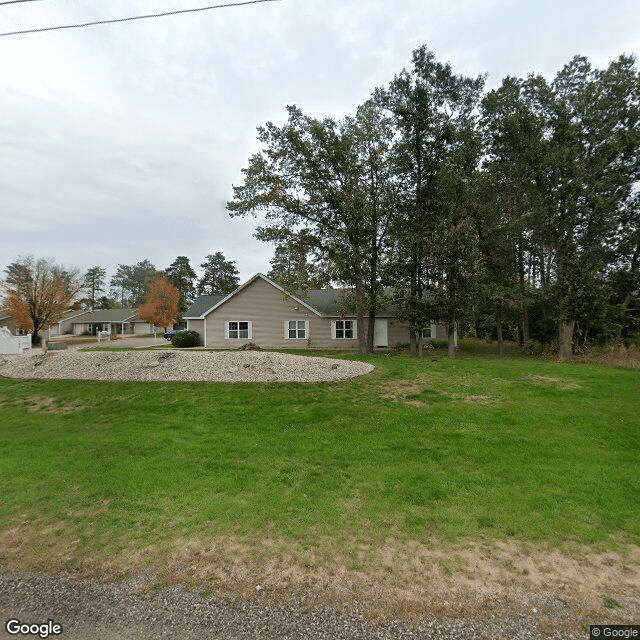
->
0 326 32 355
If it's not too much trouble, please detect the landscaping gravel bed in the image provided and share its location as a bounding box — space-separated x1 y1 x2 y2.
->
0 350 374 383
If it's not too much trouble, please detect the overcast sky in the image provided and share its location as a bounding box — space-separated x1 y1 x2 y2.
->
1 0 639 290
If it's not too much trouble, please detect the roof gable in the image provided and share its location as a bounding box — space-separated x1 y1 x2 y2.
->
185 274 323 319
184 273 397 319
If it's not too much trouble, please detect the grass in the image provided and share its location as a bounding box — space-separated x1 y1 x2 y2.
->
0 341 638 574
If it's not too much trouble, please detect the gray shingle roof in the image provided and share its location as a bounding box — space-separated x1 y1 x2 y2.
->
303 289 348 315
72 309 138 323
184 274 397 319
302 288 395 316
183 295 227 318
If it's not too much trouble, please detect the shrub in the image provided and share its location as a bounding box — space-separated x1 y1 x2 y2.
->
171 330 199 348
240 341 261 351
523 339 543 355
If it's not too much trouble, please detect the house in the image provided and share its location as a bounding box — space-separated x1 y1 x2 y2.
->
184 273 449 349
0 308 18 334
70 309 159 336
0 307 159 338
48 310 93 336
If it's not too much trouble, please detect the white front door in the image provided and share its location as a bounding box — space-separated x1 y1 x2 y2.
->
373 318 388 347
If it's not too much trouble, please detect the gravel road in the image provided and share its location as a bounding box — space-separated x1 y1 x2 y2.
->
0 349 374 383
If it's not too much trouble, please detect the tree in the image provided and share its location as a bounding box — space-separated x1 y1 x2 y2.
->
137 276 179 340
3 256 81 345
109 260 158 306
96 295 116 310
478 76 546 354
83 266 107 309
228 101 398 355
267 240 329 293
197 252 240 295
500 57 640 357
109 264 131 305
165 256 197 314
383 46 485 357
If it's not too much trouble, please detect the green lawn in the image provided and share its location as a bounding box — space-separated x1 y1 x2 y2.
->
0 343 638 572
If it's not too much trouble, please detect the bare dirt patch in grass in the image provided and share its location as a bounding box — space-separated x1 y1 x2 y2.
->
379 380 425 401
17 395 88 414
379 378 497 408
524 374 583 390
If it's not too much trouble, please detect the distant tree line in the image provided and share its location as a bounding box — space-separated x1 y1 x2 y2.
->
84 252 242 312
228 45 640 358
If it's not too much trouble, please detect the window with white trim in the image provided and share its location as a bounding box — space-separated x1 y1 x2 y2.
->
334 320 355 339
418 322 436 339
285 320 307 339
225 321 252 339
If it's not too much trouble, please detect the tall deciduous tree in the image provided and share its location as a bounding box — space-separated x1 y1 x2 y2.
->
228 100 398 355
197 252 240 295
3 256 81 345
137 276 179 339
383 46 485 357
165 256 197 314
479 76 545 353
227 105 368 354
516 56 640 357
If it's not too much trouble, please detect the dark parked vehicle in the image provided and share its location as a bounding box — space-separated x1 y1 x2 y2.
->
163 329 182 341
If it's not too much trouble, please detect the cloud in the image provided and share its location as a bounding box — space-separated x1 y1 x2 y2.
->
1 0 638 285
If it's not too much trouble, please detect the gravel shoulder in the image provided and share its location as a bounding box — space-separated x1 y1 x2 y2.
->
0 349 374 383
0 569 605 640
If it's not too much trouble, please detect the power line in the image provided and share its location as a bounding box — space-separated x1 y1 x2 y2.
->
0 0 42 5
0 0 280 38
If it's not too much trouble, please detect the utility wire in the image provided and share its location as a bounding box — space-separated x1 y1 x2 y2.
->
0 0 280 38
0 0 42 5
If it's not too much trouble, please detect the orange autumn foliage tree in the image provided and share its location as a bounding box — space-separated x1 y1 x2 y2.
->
137 276 179 337
4 256 80 345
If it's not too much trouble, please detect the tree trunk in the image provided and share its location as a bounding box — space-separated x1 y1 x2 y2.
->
558 319 575 359
521 303 530 344
496 301 506 357
354 279 368 356
367 315 375 354
447 321 456 358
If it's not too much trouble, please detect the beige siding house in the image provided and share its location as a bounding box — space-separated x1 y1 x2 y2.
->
70 309 158 336
184 273 449 349
49 310 93 336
